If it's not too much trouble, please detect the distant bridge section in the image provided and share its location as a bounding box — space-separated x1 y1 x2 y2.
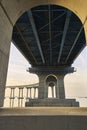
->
4 84 39 107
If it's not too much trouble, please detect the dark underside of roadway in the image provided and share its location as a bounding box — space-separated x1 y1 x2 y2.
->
12 5 86 67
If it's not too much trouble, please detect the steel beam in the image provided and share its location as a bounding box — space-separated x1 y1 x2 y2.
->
65 17 87 62
32 9 66 12
58 10 71 63
39 11 66 32
15 25 38 64
49 5 52 64
27 10 45 64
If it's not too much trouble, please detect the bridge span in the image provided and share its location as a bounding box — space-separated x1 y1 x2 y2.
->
0 0 87 130
0 0 87 107
11 4 86 107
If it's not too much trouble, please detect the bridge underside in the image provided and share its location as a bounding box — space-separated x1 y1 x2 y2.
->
0 1 87 129
12 5 86 68
12 4 86 107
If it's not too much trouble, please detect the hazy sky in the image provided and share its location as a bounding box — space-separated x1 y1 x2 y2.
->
6 43 39 86
6 43 87 106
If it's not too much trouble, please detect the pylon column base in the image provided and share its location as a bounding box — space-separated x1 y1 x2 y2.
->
25 98 79 107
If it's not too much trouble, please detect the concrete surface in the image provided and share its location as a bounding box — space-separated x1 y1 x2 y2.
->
0 107 87 130
25 99 79 107
0 2 12 106
1 107 87 116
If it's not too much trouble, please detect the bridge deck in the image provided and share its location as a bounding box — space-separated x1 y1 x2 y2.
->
0 107 87 130
0 107 87 116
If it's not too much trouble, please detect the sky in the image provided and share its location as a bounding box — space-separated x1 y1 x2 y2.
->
6 42 87 107
6 43 39 86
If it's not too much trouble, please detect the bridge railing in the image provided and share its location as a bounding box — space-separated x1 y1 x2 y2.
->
4 84 39 107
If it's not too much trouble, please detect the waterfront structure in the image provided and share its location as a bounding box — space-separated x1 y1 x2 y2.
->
0 1 87 130
12 4 85 107
0 0 87 107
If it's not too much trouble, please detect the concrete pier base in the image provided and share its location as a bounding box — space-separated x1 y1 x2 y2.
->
25 98 79 107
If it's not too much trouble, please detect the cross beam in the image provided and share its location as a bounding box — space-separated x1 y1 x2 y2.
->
58 10 71 63
15 24 38 64
65 17 87 62
27 10 45 64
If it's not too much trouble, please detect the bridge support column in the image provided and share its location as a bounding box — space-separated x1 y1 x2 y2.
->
56 75 65 99
26 67 79 107
0 53 10 106
0 4 12 106
38 74 48 99
38 74 65 99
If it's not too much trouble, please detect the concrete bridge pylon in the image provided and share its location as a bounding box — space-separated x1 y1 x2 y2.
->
26 67 79 107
